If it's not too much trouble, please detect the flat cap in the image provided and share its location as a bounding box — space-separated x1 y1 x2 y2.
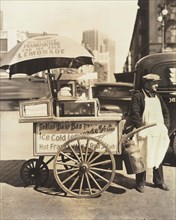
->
142 74 161 81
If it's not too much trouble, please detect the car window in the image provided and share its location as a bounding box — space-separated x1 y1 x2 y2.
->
95 86 131 97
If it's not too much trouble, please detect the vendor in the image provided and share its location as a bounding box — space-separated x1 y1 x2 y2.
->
130 74 170 193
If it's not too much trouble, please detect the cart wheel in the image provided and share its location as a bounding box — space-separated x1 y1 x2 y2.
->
61 154 73 170
20 159 49 187
53 135 116 198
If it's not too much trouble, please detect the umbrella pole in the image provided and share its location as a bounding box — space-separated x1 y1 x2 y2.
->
47 69 53 98
47 69 57 116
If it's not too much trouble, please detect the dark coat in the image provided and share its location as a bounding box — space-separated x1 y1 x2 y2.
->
130 91 170 129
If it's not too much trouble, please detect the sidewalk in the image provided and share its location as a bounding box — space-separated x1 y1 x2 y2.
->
0 160 175 220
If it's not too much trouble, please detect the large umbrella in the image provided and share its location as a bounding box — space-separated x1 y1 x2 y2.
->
0 34 94 78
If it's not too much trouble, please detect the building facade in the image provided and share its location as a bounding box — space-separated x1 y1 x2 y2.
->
124 0 176 72
0 11 27 61
82 30 116 82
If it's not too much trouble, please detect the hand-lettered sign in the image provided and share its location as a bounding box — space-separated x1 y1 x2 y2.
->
33 121 118 155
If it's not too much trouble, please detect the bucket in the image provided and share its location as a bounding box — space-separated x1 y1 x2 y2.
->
122 139 146 174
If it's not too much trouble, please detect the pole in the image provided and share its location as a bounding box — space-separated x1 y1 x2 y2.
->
161 20 165 53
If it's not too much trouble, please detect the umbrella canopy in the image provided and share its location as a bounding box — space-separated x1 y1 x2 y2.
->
0 34 94 77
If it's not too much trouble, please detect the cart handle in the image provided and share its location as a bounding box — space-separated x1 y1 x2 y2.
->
119 123 157 147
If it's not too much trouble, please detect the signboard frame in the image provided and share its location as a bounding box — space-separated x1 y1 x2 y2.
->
33 119 122 156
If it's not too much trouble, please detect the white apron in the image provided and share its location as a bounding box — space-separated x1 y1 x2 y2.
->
133 91 170 168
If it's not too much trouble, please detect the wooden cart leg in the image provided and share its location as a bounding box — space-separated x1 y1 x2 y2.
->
35 156 45 188
36 156 44 169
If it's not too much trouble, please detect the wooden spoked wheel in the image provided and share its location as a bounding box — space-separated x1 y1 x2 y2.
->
53 136 116 198
20 159 49 186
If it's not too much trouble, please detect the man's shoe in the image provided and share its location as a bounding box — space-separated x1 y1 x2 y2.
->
154 183 169 191
135 185 145 193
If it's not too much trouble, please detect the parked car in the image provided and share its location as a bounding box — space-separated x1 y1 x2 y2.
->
134 52 176 156
92 82 133 115
114 72 135 83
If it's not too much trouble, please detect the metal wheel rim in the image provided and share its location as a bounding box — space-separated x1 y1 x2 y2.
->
53 135 116 198
20 159 49 186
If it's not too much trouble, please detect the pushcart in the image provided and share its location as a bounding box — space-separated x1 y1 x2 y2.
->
0 34 155 198
18 71 155 198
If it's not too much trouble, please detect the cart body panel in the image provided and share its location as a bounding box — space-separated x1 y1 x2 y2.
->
33 117 125 156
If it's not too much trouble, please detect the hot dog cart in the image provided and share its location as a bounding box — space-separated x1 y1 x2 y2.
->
18 72 151 198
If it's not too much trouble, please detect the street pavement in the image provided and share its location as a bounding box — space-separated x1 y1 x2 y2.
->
0 110 176 220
